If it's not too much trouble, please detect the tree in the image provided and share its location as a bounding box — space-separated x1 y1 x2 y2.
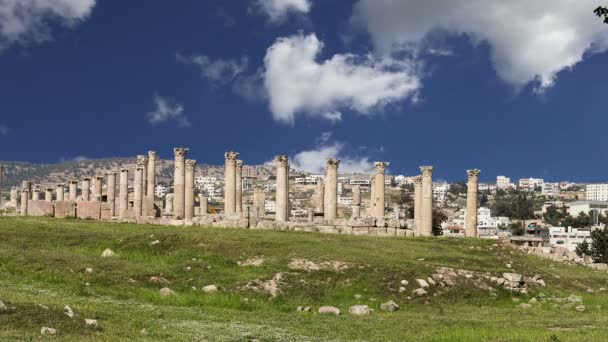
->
509 221 525 236
448 182 467 195
575 239 591 257
479 193 489 207
595 6 608 23
590 228 608 264
432 208 447 236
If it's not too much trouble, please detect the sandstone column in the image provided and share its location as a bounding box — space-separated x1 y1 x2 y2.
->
224 151 239 215
10 187 18 207
82 177 91 201
45 188 53 202
275 155 289 222
466 169 481 238
236 160 243 213
165 194 174 215
137 155 148 196
146 151 157 215
173 148 189 219
134 166 144 218
324 158 340 222
185 159 196 220
253 187 266 218
199 194 208 215
413 176 422 234
56 184 65 202
93 176 103 202
373 162 389 218
107 171 117 217
314 179 324 214
20 190 28 216
32 186 41 200
69 179 78 201
22 181 31 199
119 168 129 219
369 175 375 217
351 184 361 219
420 166 434 237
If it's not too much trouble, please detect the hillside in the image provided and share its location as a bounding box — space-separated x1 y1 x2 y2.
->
1 217 607 341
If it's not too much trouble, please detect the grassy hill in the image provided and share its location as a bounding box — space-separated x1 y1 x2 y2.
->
1 217 607 341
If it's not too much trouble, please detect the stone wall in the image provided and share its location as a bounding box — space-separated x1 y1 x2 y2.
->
77 201 101 220
28 200 54 217
55 201 76 218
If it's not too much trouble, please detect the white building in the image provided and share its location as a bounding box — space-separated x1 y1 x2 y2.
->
548 227 591 252
433 183 449 207
350 178 371 185
338 196 353 206
518 178 544 192
265 200 276 214
569 200 608 217
451 207 510 235
586 184 608 201
195 176 217 186
542 182 561 197
478 183 497 192
496 176 512 190
295 176 321 185
155 185 168 198
393 175 416 186
337 182 344 195
542 201 564 213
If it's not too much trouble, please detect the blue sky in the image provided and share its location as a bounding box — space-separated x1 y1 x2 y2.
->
0 0 607 183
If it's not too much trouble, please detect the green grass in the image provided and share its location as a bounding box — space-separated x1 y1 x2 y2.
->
1 217 608 341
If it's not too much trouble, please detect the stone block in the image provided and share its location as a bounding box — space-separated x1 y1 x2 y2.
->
77 201 101 220
28 200 54 217
352 227 370 235
100 202 114 220
370 228 388 236
54 201 76 218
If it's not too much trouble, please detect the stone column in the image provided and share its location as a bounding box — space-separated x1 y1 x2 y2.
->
466 169 481 238
10 187 18 207
56 184 65 202
185 159 196 220
351 185 361 219
373 162 389 218
119 168 129 219
413 176 422 234
369 175 375 217
173 148 189 219
32 186 41 200
253 187 266 218
314 179 324 214
22 181 31 199
69 179 78 201
137 155 148 196
199 194 208 215
275 155 289 222
323 158 340 222
93 176 103 202
107 171 117 217
236 160 243 213
165 194 174 215
146 151 157 214
134 166 144 218
224 151 239 215
420 166 434 237
20 190 28 216
82 177 91 201
44 188 53 202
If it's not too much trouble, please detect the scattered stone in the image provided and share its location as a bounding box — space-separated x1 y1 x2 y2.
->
399 287 406 293
380 300 399 312
506 264 512 269
149 276 169 284
186 266 191 271
127 278 137 283
159 288 175 297
536 279 546 287
288 258 349 272
529 298 538 304
400 280 409 285
38 304 49 310
465 274 473 279
85 283 90 287
587 289 594 294
427 277 436 285
296 306 304 311
85 268 93 274
303 306 312 312
41 327 57 336
518 303 532 310
85 319 98 327
539 292 546 298
503 273 523 282
239 256 265 267
354 294 363 299
242 273 283 298
318 306 341 315
100 249 115 258
575 305 586 312
64 305 74 318
413 288 427 296
0 300 7 312
202 285 218 294
150 240 160 245
512 298 520 303
416 279 429 288
349 305 371 315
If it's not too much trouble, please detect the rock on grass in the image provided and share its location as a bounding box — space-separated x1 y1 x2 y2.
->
318 306 340 316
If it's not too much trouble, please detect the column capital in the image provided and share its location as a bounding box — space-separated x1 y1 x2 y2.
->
106 171 117 176
120 168 129 173
236 160 244 169
136 155 148 167
326 158 340 170
174 147 189 158
413 175 422 186
46 187 54 192
21 189 29 194
185 159 197 171
94 175 104 180
275 155 289 168
148 151 158 159
136 166 145 171
420 166 434 177
56 183 65 187
225 151 239 161
69 178 78 184
82 177 91 181
374 162 389 174
467 169 481 180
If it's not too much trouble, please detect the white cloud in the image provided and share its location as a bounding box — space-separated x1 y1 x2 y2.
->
146 95 190 128
263 33 421 125
176 53 248 85
290 134 374 174
0 125 8 135
0 0 95 51
352 0 608 90
256 0 311 22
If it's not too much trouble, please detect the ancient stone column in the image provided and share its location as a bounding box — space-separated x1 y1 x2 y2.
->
466 169 481 238
93 176 103 202
236 160 243 213
56 184 65 202
146 151 157 214
173 148 189 219
119 168 129 219
134 166 144 218
351 185 361 219
373 162 389 218
165 194 174 214
20 190 28 216
107 171 117 217
369 175 376 217
44 188 53 202
324 159 340 222
314 179 324 214
253 187 266 218
22 181 32 199
185 159 196 220
413 176 422 234
224 151 239 215
82 177 91 201
199 194 208 215
420 166 434 237
69 179 78 201
10 187 18 207
275 155 289 222
32 186 41 201
137 155 148 196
